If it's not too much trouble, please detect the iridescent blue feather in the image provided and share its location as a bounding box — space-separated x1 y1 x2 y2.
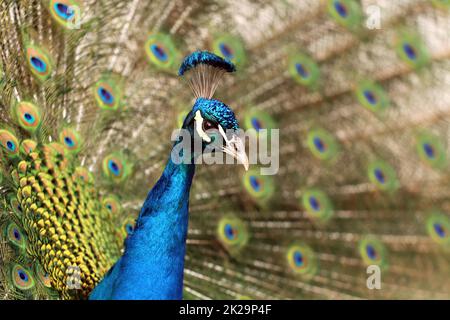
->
178 51 236 76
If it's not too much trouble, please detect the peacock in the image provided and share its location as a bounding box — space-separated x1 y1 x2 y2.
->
1 0 450 301
89 51 249 300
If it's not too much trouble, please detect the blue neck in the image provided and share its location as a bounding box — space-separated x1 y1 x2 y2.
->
136 156 195 224
91 151 195 300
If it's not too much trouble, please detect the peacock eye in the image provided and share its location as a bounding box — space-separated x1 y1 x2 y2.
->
202 120 217 131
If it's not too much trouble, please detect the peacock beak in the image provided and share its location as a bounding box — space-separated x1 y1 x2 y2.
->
221 132 249 171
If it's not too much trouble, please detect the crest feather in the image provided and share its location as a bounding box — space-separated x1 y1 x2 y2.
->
179 51 236 99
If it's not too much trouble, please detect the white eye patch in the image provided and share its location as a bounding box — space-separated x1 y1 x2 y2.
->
218 124 229 144
194 110 212 143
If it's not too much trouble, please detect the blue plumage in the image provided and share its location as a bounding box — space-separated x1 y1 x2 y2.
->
178 51 236 76
90 158 195 300
193 97 239 130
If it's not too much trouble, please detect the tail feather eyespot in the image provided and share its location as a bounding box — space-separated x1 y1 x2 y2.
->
25 45 53 81
0 129 20 157
13 101 42 132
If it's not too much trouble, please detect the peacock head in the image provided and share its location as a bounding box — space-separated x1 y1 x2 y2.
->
180 97 248 170
178 51 249 170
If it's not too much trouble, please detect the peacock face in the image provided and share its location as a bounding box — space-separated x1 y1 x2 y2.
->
182 97 248 170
